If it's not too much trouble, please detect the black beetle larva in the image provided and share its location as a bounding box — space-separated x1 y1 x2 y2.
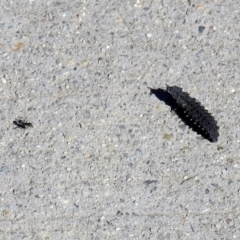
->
150 85 219 142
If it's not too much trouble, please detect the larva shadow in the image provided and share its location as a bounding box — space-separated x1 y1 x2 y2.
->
149 87 218 142
149 88 178 110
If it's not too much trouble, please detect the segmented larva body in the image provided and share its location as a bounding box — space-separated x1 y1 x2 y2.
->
166 85 219 142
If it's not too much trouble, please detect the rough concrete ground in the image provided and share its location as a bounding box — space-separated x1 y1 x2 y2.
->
0 0 240 239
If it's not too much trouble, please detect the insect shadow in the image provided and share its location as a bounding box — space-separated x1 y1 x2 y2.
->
149 87 215 142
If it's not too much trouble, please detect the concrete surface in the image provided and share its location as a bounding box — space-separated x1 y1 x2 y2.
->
0 0 240 239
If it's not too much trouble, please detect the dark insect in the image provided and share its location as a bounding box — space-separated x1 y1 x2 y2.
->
150 85 219 143
13 119 33 129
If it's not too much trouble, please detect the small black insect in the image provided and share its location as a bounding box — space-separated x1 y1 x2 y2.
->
150 85 219 142
13 119 33 129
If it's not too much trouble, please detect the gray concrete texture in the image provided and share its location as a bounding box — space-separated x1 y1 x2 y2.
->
0 0 239 239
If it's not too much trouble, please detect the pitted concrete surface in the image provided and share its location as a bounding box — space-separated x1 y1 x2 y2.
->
0 1 240 239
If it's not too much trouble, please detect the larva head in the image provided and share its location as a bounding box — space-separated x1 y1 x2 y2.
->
166 85 183 95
